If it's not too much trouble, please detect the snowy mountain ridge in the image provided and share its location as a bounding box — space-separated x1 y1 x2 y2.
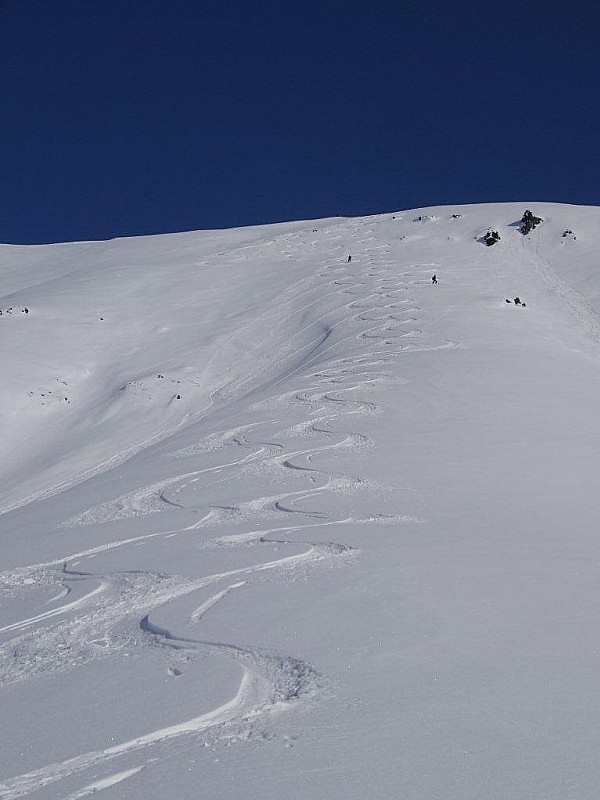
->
2 202 600 800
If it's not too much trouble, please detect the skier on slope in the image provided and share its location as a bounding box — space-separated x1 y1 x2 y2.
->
347 255 352 263
431 274 437 284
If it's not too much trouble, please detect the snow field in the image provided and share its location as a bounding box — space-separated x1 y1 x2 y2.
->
2 203 600 799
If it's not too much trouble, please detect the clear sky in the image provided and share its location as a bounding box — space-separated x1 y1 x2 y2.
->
1 0 598 243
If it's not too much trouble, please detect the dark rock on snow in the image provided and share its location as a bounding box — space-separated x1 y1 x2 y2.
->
521 209 543 235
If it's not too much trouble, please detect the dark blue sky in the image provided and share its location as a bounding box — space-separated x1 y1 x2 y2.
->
1 0 598 243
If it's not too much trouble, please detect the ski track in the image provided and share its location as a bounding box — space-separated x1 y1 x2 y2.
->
63 767 145 800
0 226 453 798
507 226 600 346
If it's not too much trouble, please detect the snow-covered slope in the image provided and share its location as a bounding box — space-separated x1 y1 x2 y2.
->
1 203 600 799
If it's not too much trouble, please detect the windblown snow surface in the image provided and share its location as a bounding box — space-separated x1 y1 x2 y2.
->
1 203 600 800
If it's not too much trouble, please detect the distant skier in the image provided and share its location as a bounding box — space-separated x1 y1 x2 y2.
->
514 297 522 306
431 274 437 284
347 255 352 263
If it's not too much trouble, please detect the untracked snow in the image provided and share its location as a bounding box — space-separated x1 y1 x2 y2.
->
1 203 600 799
